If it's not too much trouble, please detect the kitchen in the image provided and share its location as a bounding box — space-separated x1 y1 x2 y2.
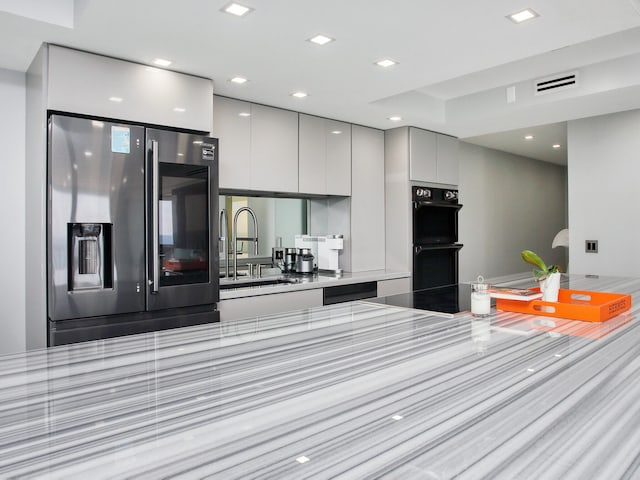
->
2 0 640 477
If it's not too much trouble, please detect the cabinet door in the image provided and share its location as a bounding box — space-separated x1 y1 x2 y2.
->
299 114 326 195
436 134 459 185
409 127 437 182
47 45 213 133
251 104 298 193
219 289 323 322
326 120 351 196
351 125 385 271
212 96 251 190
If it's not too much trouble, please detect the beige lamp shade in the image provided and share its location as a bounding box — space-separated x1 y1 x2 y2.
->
552 228 569 248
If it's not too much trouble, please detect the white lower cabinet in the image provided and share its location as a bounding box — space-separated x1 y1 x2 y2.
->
377 278 411 297
219 289 323 322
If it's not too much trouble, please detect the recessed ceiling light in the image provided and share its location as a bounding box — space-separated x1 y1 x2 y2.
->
230 76 248 84
152 58 172 67
291 91 308 98
376 58 398 68
388 116 402 122
91 121 104 128
109 96 123 103
331 130 342 135
524 135 534 140
222 2 253 17
552 144 561 149
238 112 251 117
508 8 539 23
308 34 334 46
173 107 186 113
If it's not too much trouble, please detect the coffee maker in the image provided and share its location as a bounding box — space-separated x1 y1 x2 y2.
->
318 235 343 274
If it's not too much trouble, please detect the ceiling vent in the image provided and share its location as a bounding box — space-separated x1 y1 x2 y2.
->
534 71 579 96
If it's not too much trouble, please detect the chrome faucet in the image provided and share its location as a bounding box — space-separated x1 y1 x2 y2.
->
232 207 259 280
219 209 229 278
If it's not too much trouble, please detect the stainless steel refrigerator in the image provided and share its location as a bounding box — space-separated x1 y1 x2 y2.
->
47 113 219 346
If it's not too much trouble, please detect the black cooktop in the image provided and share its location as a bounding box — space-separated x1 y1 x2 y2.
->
369 283 480 316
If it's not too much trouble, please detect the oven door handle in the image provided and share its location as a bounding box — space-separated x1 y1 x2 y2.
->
413 201 463 209
415 244 464 254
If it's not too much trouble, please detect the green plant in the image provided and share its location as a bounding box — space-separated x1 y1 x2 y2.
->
521 250 560 281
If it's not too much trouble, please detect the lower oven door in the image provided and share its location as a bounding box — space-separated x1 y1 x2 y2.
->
413 244 463 290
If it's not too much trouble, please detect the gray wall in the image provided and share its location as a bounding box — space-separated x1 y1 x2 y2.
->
458 142 568 283
0 68 26 354
568 109 640 276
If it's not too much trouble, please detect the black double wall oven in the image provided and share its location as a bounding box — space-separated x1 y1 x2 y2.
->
412 186 463 290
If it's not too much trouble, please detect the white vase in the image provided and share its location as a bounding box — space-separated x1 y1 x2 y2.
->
539 272 561 303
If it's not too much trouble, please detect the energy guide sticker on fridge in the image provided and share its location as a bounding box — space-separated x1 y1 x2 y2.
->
111 126 130 154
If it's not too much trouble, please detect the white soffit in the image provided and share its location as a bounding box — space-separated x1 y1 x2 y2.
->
416 27 640 101
0 0 74 28
463 123 568 165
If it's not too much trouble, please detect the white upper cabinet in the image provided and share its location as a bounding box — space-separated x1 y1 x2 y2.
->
250 104 299 193
299 114 325 195
325 119 351 195
436 134 459 186
47 45 213 133
408 127 459 185
212 96 251 190
299 114 351 196
212 97 299 193
409 128 437 182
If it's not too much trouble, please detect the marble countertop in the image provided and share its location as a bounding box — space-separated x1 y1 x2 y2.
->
220 269 409 299
2 274 640 478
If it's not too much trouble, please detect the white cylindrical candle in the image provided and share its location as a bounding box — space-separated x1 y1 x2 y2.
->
471 292 491 315
471 275 491 317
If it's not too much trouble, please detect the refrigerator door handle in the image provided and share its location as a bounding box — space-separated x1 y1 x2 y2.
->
151 140 160 294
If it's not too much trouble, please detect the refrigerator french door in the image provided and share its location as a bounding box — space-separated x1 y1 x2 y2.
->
47 114 219 346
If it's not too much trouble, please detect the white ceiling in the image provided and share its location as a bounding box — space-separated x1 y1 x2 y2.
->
2 0 640 165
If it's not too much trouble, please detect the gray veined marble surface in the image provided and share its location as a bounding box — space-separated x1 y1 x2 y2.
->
2 274 640 479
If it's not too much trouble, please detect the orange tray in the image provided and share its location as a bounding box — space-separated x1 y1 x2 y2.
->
496 288 632 323
529 312 632 339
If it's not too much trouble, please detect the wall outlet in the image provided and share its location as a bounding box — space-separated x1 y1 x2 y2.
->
585 240 598 253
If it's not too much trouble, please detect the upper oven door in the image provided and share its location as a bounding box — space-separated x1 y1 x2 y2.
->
146 128 219 311
413 201 462 245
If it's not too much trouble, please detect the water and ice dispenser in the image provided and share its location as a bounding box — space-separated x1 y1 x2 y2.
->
68 223 112 291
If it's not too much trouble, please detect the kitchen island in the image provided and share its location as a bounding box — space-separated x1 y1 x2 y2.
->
2 274 640 478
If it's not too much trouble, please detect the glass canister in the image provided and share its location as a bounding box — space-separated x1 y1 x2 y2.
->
471 275 491 317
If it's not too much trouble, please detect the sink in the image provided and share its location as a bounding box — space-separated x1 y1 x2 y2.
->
220 278 299 290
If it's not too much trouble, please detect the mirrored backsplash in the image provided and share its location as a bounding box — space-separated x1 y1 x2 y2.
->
219 195 308 261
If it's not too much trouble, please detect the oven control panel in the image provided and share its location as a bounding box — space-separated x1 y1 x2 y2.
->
412 186 459 203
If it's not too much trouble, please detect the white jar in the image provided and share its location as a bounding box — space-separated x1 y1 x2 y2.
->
471 275 491 317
